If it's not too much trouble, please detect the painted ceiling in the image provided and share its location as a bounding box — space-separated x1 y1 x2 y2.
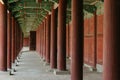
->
2 0 103 37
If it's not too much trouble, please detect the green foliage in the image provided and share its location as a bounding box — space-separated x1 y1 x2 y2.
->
84 4 97 13
67 0 71 8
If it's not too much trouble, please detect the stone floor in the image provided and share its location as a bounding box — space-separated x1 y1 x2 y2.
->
0 47 102 80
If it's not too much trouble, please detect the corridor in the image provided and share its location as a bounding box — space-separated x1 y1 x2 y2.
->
0 47 102 80
0 0 120 80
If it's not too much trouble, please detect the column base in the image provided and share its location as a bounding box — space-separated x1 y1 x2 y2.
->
12 68 16 72
12 63 17 72
84 64 97 72
16 57 20 62
96 64 103 72
7 68 11 71
69 57 71 60
46 68 56 72
53 69 70 75
15 60 19 66
41 58 46 62
44 62 50 66
8 69 14 75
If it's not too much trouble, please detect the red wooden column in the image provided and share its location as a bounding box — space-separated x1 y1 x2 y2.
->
42 22 44 58
40 24 42 57
38 26 40 54
11 17 15 63
39 26 41 55
68 23 70 57
37 29 39 52
36 26 40 53
39 24 42 57
19 28 21 50
7 11 12 69
20 29 22 50
43 19 46 60
38 28 40 53
103 0 120 80
20 31 22 48
17 26 19 53
21 32 24 48
20 30 23 49
57 0 67 70
0 2 7 71
71 0 83 80
36 29 38 52
41 23 44 58
14 21 17 60
46 14 51 63
14 21 17 61
18 28 21 51
50 8 58 69
18 27 20 52
94 11 97 70
69 22 72 58
22 32 23 48
66 24 70 57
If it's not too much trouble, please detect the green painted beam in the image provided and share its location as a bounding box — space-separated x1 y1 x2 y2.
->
8 0 19 4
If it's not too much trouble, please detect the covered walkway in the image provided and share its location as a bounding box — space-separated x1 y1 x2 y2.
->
0 0 120 80
0 47 102 80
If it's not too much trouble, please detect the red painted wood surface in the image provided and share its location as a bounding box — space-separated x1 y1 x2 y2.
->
97 15 103 65
84 14 103 66
23 38 29 46
66 14 103 67
84 16 96 67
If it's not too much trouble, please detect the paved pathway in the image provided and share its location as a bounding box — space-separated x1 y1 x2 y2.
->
0 47 102 80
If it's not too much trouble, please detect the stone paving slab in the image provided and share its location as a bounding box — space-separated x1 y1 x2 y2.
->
0 47 102 80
